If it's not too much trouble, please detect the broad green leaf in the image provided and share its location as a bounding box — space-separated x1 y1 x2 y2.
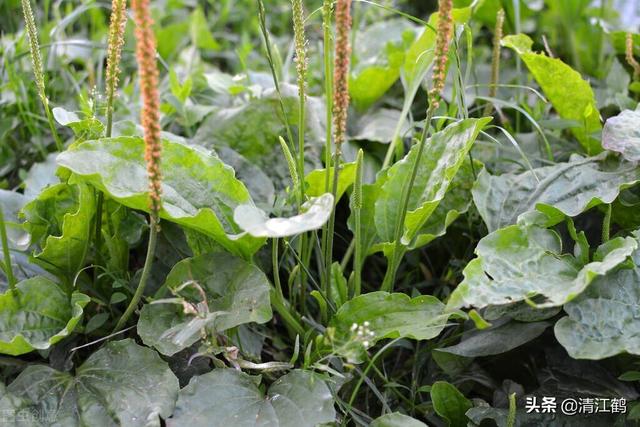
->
52 106 105 141
22 182 95 279
305 162 356 199
138 252 272 356
0 190 29 249
331 292 461 352
0 276 88 356
602 109 640 162
430 381 472 427
350 67 401 111
193 86 324 190
371 413 428 427
472 154 640 232
349 109 410 143
436 320 550 358
57 136 264 258
409 158 482 250
190 7 219 50
447 225 637 310
3 339 179 426
554 231 640 359
167 369 335 427
502 34 602 154
234 193 334 238
23 153 60 199
375 118 490 245
350 19 416 110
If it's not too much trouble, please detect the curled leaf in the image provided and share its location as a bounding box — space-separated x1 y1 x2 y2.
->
234 193 334 238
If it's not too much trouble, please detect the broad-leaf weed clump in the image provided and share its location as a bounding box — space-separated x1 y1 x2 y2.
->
1 0 640 425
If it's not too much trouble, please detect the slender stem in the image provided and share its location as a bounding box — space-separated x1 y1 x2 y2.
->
324 151 341 310
257 0 295 150
381 108 435 292
43 100 64 152
112 216 158 332
353 207 362 296
602 203 612 243
0 206 16 291
272 237 284 300
320 0 334 292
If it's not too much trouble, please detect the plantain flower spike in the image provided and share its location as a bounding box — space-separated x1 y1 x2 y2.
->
291 0 308 99
332 0 352 150
132 0 162 223
428 0 454 110
105 0 128 133
625 33 640 80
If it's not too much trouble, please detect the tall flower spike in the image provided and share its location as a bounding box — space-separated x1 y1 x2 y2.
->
21 0 63 151
625 33 640 80
332 0 352 149
132 0 162 222
21 0 45 105
291 0 308 100
428 0 454 110
105 0 128 135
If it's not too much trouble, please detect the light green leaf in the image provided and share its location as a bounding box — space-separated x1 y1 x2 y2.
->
502 34 602 154
190 7 219 50
554 231 640 359
0 276 88 355
350 67 401 111
602 109 640 162
447 225 637 310
57 136 264 258
371 413 428 427
234 193 333 238
53 106 105 141
22 182 95 279
138 252 272 356
350 19 415 110
375 118 490 245
472 154 640 232
305 162 356 199
167 369 335 427
409 158 482 250
3 339 179 426
331 291 461 347
430 381 472 427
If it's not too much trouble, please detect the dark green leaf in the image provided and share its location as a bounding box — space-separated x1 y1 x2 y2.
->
554 231 640 359
430 381 472 427
167 369 335 427
472 154 640 232
3 339 178 426
0 276 88 356
138 252 272 356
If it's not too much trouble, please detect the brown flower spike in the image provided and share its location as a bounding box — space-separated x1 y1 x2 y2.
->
105 0 127 133
332 0 352 149
626 33 640 80
428 0 454 110
132 0 162 220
